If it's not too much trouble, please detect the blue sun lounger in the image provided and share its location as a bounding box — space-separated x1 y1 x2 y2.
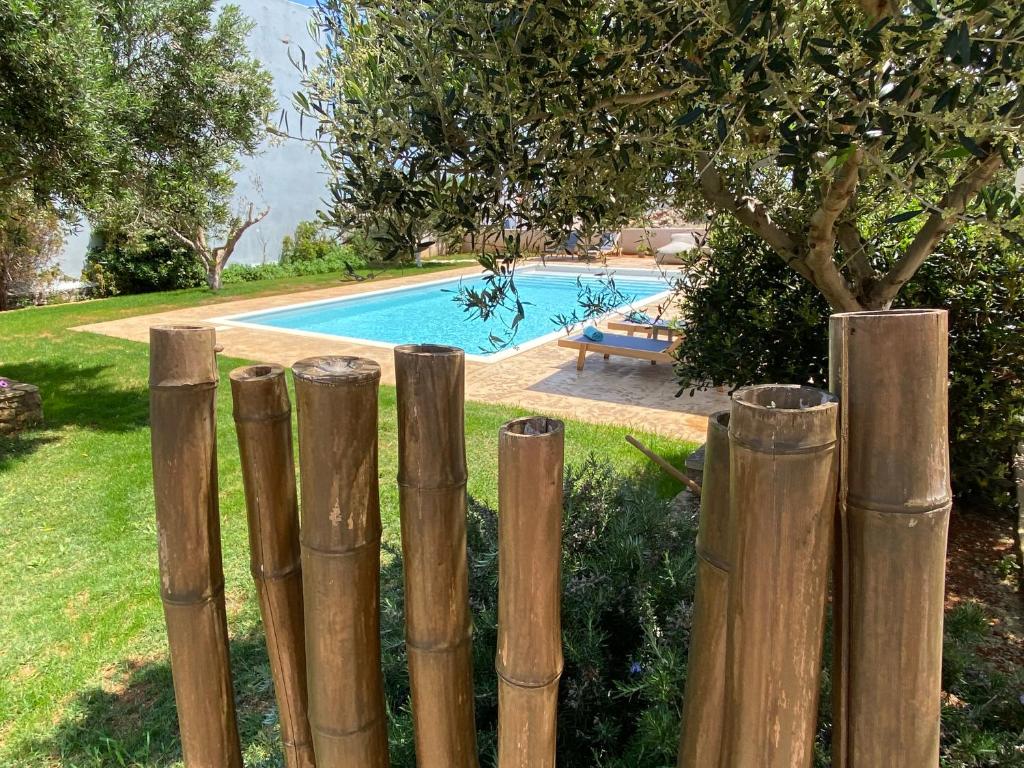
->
558 331 681 371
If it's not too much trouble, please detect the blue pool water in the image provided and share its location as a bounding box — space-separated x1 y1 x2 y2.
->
229 270 671 356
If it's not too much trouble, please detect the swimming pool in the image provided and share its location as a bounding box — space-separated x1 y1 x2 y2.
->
216 266 673 362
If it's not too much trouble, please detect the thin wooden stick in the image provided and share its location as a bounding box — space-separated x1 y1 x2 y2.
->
625 435 702 495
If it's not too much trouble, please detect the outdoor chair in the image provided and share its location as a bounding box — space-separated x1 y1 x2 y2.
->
558 331 681 370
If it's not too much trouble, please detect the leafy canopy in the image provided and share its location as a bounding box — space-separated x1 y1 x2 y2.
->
1 0 274 238
299 0 1024 310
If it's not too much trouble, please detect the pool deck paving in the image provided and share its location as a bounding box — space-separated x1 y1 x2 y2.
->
74 260 729 443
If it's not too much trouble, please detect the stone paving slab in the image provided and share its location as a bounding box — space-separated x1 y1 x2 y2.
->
74 263 729 442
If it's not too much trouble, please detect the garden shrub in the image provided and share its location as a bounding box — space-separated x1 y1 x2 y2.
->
82 230 205 296
380 458 698 767
280 220 369 267
221 246 366 284
220 220 369 284
376 459 1022 767
673 221 1024 516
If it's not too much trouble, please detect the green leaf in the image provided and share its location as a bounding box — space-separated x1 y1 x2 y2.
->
674 106 704 127
958 133 988 159
885 208 926 224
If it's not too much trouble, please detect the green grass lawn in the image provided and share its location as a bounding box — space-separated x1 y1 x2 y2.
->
0 267 693 766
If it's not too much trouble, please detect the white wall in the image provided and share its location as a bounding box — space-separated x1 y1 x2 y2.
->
57 0 328 277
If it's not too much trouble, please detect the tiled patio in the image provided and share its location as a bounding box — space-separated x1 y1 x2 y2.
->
74 261 729 442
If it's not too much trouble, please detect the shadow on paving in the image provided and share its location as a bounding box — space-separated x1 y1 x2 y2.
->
0 361 149 434
23 630 281 767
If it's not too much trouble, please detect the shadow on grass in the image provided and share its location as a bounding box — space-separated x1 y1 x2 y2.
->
0 361 148 434
0 432 59 472
22 629 281 768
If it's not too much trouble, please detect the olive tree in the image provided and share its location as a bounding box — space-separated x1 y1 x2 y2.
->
96 0 275 290
1 1 274 292
0 193 64 311
299 0 1023 311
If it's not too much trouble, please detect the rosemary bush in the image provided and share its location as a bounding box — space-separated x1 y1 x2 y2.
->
380 458 698 767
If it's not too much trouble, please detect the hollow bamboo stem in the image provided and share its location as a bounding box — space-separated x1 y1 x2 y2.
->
149 324 242 768
394 345 478 768
230 364 315 768
677 411 729 768
829 309 951 768
721 385 839 768
496 417 565 768
293 356 389 768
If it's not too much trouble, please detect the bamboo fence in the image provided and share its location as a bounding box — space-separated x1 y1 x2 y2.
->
496 417 565 768
230 364 315 768
293 356 390 768
677 410 730 768
394 345 479 768
830 309 951 767
150 325 242 768
721 385 839 768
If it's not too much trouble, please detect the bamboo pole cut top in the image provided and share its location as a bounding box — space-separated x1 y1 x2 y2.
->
149 325 218 388
497 416 565 687
829 308 950 512
730 385 838 453
697 410 731 568
292 356 381 387
229 365 290 422
293 356 381 551
395 344 467 488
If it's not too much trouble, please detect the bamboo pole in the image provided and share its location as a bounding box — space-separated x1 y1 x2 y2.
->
496 417 565 768
394 345 479 768
829 309 951 768
229 364 315 768
721 385 839 768
149 324 242 768
677 410 729 768
293 356 389 768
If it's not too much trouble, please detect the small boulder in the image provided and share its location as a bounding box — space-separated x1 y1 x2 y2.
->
0 379 43 435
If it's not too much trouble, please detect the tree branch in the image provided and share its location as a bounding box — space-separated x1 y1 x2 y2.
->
165 225 201 256
218 205 269 266
696 154 801 265
697 153 863 310
804 149 864 311
593 87 682 111
858 0 897 20
869 150 1003 308
836 221 875 289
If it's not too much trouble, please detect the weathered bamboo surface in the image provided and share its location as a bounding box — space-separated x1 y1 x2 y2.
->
677 411 729 768
830 309 951 768
230 364 315 768
293 356 389 768
394 345 478 768
149 325 242 768
496 417 565 768
721 385 839 768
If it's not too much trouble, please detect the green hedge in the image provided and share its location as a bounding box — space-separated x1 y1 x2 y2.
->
673 222 1024 515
